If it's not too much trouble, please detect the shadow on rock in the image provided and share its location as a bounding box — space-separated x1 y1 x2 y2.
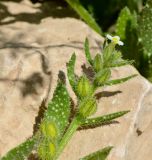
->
0 72 44 97
95 90 122 100
0 0 78 25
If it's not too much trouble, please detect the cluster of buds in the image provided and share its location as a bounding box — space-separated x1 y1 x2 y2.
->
76 35 125 118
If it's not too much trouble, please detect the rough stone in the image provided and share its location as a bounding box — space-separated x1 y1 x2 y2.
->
0 1 152 160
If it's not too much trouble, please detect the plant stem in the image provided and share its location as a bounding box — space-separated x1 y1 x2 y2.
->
54 116 81 160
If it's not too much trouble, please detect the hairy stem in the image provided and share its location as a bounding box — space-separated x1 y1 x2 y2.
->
54 116 81 160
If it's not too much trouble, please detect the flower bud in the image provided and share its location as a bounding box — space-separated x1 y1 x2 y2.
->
77 76 93 98
79 97 97 117
49 142 56 157
94 68 111 86
93 54 103 72
38 143 46 160
40 121 58 139
38 141 56 159
103 43 115 66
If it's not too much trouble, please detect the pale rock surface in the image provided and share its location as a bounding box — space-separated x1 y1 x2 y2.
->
0 1 152 160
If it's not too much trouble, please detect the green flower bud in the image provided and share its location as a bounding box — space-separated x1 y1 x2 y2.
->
77 76 93 98
94 68 111 86
93 54 103 72
79 97 97 117
38 141 48 160
40 121 58 139
49 142 56 157
38 141 56 159
112 51 122 62
103 43 115 67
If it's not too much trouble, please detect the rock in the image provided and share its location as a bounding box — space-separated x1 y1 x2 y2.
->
0 1 152 160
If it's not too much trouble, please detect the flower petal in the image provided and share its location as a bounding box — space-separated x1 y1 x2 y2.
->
118 41 124 46
106 34 112 40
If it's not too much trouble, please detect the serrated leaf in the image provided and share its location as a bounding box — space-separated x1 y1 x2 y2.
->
84 38 93 65
81 111 129 128
105 74 137 86
80 146 113 160
1 137 35 160
65 0 102 35
67 53 77 92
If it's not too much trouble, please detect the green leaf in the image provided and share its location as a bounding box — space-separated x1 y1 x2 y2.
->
67 53 77 92
106 50 134 68
110 60 134 67
138 6 152 81
81 111 129 128
38 80 71 159
1 137 35 160
116 7 133 40
65 0 102 35
84 38 93 65
46 80 71 137
105 74 137 86
80 146 113 160
139 6 152 56
116 7 139 65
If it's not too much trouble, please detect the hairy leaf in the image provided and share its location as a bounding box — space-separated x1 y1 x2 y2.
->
80 146 113 160
116 7 133 40
1 137 35 160
116 7 139 66
105 74 137 86
110 60 134 67
138 5 152 81
67 53 77 92
38 80 71 159
81 111 129 128
84 38 93 65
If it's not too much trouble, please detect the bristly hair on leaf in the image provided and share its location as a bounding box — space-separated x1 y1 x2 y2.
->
84 38 93 65
67 53 78 93
80 146 113 160
1 137 36 160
